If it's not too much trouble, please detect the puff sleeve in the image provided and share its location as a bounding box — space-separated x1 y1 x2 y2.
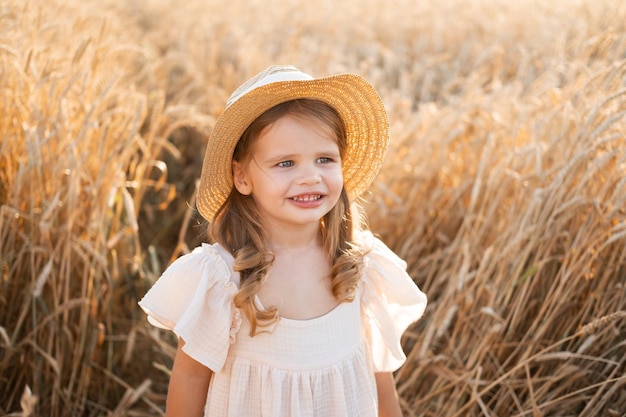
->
138 243 241 373
358 231 427 372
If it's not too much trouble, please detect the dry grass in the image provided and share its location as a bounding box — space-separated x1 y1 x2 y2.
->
1 0 625 415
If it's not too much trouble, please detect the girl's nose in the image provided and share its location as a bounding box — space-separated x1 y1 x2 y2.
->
296 164 322 184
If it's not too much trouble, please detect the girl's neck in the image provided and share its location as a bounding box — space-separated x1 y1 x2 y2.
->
266 224 322 253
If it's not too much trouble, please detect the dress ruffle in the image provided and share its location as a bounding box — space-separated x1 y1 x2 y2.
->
357 231 428 372
138 243 241 373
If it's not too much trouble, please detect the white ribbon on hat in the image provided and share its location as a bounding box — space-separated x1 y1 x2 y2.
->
226 66 314 107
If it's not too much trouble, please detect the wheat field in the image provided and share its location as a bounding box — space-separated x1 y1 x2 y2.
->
1 0 625 415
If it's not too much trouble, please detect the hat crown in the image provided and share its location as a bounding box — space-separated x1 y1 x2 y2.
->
226 65 313 107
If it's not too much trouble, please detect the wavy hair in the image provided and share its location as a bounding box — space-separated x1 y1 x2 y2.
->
209 99 366 335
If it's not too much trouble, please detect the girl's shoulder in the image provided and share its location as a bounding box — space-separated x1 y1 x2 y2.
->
354 230 410 274
139 243 240 326
168 242 239 285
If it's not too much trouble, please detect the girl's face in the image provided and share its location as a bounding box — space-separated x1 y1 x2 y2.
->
233 114 344 232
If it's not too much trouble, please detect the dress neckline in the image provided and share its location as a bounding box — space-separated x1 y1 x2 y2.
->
254 295 348 323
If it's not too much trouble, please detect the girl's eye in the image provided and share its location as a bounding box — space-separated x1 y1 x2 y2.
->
317 157 333 164
277 160 294 168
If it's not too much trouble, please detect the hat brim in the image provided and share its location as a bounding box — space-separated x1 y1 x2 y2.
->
196 73 389 221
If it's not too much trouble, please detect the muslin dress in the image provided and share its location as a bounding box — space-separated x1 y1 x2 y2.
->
139 230 427 417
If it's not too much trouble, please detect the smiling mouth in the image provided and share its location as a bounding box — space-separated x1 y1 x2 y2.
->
291 194 322 202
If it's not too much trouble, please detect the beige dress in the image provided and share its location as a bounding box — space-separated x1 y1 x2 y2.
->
139 231 427 417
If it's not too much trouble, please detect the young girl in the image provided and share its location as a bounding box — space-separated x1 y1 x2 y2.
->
139 65 427 417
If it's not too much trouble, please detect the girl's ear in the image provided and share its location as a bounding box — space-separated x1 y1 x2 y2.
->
232 161 252 195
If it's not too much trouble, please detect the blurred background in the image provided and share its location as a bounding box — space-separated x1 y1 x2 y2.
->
1 0 625 415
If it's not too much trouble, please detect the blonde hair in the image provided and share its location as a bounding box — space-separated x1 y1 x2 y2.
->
210 99 365 335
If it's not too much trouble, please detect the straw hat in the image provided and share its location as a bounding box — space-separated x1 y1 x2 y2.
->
196 65 389 221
